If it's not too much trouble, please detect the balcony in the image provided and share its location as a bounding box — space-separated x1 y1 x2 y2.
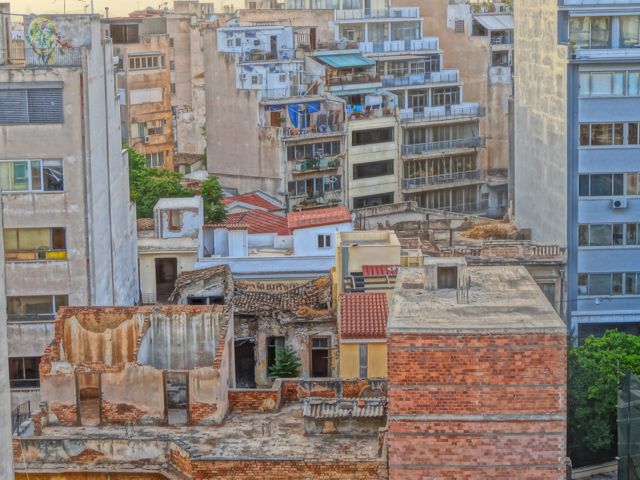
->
335 7 419 20
403 169 484 191
292 155 341 173
360 37 439 53
402 137 483 156
1 46 82 68
400 104 483 124
327 72 381 87
315 40 360 50
239 48 295 63
260 85 309 99
4 250 68 261
281 123 346 139
381 69 458 87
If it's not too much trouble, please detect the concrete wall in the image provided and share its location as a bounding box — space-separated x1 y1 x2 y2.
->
0 204 13 477
196 254 335 274
514 0 568 245
237 9 335 45
139 251 197 303
293 222 353 256
204 28 282 195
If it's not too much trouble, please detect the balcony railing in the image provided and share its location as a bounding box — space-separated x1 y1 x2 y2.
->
335 7 419 20
490 34 513 46
281 123 345 138
381 69 459 87
1 46 82 67
260 85 308 99
10 378 40 389
327 72 380 86
402 137 483 155
403 169 484 190
400 104 484 123
292 156 341 173
239 48 295 63
4 250 68 261
7 313 56 323
360 37 439 53
11 401 31 435
315 40 359 50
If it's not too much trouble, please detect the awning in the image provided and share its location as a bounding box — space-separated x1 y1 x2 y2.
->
473 14 514 31
314 53 376 69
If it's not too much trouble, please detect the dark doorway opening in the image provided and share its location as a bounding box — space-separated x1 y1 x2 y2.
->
270 35 277 55
235 339 256 388
309 27 317 50
77 372 101 426
155 257 177 303
165 372 188 425
310 336 330 377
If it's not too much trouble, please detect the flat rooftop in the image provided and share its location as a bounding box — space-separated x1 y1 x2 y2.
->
388 266 566 334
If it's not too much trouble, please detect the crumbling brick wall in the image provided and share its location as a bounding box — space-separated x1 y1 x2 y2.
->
387 332 567 480
228 388 281 413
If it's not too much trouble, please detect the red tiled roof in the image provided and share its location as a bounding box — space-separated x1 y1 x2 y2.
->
206 210 289 235
362 265 399 277
222 192 283 212
136 218 155 231
340 293 388 339
287 206 352 231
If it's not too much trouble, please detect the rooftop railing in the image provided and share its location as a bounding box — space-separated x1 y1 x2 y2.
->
281 122 346 138
400 104 484 123
335 6 419 20
1 46 82 67
402 136 483 155
402 169 484 190
360 37 439 53
327 71 380 86
381 69 459 87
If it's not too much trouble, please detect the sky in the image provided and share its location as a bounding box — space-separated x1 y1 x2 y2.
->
9 0 162 17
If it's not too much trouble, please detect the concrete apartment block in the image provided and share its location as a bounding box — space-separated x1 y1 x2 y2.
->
387 262 567 479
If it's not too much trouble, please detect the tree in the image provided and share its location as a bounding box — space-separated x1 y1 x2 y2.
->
568 330 640 465
127 146 225 222
268 346 301 378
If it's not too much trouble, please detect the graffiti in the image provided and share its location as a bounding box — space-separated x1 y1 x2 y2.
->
27 16 73 66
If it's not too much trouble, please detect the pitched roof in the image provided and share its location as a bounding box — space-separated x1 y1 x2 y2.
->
205 210 289 235
222 191 283 212
287 206 352 231
340 292 388 339
362 265 399 277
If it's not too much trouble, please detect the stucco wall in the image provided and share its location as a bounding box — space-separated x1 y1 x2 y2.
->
139 252 197 303
293 222 353 256
339 342 387 379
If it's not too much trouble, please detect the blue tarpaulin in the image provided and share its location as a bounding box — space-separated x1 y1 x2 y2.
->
288 104 299 128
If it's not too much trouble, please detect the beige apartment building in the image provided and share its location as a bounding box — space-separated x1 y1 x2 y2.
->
0 14 138 412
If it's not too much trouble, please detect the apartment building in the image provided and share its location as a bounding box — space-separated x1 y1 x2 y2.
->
516 0 640 338
0 14 139 410
103 17 175 170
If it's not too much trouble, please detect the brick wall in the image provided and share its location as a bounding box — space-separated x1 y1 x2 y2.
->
228 389 280 413
189 401 218 423
50 403 78 426
387 332 567 480
101 400 146 424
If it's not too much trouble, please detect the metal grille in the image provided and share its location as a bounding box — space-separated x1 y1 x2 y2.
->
0 88 63 125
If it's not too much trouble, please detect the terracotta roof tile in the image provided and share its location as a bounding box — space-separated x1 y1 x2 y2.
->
287 206 352 231
362 265 399 277
340 292 388 339
205 210 289 235
222 192 283 212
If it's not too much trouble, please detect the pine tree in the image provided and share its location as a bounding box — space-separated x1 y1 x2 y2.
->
268 346 301 378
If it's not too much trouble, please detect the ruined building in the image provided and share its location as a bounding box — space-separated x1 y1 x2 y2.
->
0 13 139 414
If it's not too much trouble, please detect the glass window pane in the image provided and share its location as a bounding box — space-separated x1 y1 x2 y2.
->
30 160 41 191
591 174 612 196
629 72 640 96
613 273 623 295
579 225 589 246
629 124 639 145
613 224 624 245
52 228 66 250
591 17 611 48
43 160 63 191
613 73 625 95
620 16 640 48
614 174 625 195
0 161 29 191
18 228 51 250
579 73 591 95
627 224 638 245
590 224 612 245
570 17 591 47
3 229 18 250
7 296 53 315
579 175 590 196
591 124 613 145
589 274 612 295
580 124 590 145
591 73 612 95
614 124 624 144
578 274 588 295
627 173 638 195
625 273 637 295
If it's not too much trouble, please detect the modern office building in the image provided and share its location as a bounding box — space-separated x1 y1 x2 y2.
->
515 0 640 337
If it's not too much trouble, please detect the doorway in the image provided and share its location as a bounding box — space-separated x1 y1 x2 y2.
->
310 337 330 377
77 372 101 426
235 339 256 388
309 27 317 50
270 35 278 56
165 372 188 425
155 257 177 303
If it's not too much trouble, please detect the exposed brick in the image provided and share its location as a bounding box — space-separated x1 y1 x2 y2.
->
189 401 218 424
228 390 280 413
101 400 146 425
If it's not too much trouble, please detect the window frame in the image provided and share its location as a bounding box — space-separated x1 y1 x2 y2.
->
317 234 332 249
0 159 64 193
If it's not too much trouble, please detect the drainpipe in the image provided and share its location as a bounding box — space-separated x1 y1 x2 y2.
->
80 56 94 305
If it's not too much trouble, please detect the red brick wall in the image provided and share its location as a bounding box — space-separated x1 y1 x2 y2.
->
387 332 567 480
228 389 280 413
189 401 218 424
101 400 146 424
50 403 78 426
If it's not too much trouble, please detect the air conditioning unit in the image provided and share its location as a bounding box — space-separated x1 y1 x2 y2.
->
144 135 151 143
612 198 628 209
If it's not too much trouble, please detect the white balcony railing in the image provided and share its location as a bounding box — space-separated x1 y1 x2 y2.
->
400 104 483 123
402 137 483 155
359 37 438 53
381 69 458 87
403 169 483 190
335 6 419 20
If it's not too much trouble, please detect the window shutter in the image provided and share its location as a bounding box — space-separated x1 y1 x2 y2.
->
27 89 64 123
0 89 29 124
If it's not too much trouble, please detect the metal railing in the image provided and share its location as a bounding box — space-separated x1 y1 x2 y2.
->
402 137 483 155
343 274 396 292
0 45 26 66
281 123 345 138
360 37 439 53
327 72 380 86
402 169 483 190
381 70 459 87
400 105 484 123
10 378 40 389
260 85 308 99
292 156 340 172
239 48 295 63
11 401 31 435
315 40 359 50
335 7 419 20
442 199 489 214
24 47 83 67
490 34 514 45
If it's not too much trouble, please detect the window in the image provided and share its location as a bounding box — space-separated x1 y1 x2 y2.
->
432 87 460 107
437 266 457 289
580 223 640 246
317 234 331 249
353 192 394 209
170 60 175 70
288 175 342 197
7 295 68 321
579 123 624 146
579 71 640 96
110 24 139 44
621 16 640 48
454 20 465 34
569 16 611 49
578 272 639 296
287 141 341 161
129 54 165 71
0 88 64 125
267 337 285 372
168 209 182 231
353 160 394 180
146 151 165 168
171 83 176 95
0 160 63 192
169 38 175 48
9 357 40 388
359 344 368 378
310 336 330 377
3 227 66 261
352 127 394 146
579 173 625 196
491 51 509 67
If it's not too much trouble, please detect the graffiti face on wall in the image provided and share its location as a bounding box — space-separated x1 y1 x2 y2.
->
27 16 73 66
